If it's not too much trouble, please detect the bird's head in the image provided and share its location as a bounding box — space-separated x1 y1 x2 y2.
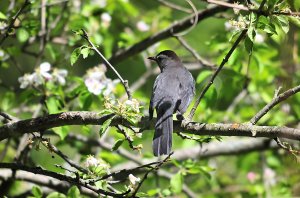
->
148 50 181 71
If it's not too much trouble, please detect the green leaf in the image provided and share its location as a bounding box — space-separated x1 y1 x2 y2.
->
99 116 115 137
244 35 253 55
70 47 81 66
276 15 289 33
46 97 60 114
32 186 43 198
17 28 29 43
0 12 7 20
81 47 90 59
46 192 67 198
196 70 212 84
67 186 80 198
170 172 183 194
112 139 124 151
79 92 93 110
247 26 256 42
53 126 69 140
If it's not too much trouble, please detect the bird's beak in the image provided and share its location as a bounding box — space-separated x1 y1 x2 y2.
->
147 56 156 61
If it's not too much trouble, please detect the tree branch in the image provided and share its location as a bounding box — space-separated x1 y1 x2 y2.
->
250 85 300 125
1 111 300 142
0 163 128 197
0 0 31 46
108 4 230 64
203 0 300 16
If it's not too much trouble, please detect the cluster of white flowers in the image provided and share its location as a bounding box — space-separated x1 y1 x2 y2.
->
85 155 110 173
84 65 120 96
18 62 68 89
225 18 247 31
124 98 140 113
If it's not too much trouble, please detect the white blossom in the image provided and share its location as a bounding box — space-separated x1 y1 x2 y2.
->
125 98 140 113
38 62 52 80
85 156 99 168
103 79 120 96
101 13 112 28
85 77 106 95
136 21 150 32
254 33 264 44
53 69 68 85
128 174 140 191
84 65 119 96
0 50 4 58
18 73 34 89
264 167 276 186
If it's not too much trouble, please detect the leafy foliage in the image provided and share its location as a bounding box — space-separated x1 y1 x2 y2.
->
0 0 300 197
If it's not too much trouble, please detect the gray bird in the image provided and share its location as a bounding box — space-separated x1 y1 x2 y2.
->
148 50 195 156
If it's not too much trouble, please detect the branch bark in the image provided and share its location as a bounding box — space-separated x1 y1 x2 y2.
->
1 111 300 142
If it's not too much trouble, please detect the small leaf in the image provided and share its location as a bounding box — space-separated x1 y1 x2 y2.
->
276 15 289 33
46 192 67 198
112 139 124 151
0 12 7 20
46 97 60 114
244 35 253 55
196 70 212 84
170 172 183 194
32 186 43 198
70 47 81 66
53 126 69 140
81 47 90 59
17 28 29 43
247 26 256 42
67 186 80 198
99 116 115 137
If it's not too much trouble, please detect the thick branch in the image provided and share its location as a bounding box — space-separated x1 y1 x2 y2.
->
108 5 229 64
1 111 300 141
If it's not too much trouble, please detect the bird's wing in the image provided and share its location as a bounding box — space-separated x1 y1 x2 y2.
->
177 69 195 114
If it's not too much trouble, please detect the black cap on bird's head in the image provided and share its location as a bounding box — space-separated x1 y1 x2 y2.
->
148 50 181 71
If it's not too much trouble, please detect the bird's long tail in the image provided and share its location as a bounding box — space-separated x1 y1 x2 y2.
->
153 108 173 156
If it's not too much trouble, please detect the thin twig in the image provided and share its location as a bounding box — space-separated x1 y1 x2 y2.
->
176 36 216 68
157 0 193 13
116 125 139 150
0 163 128 197
0 0 31 46
131 152 173 197
41 138 89 174
250 85 300 125
203 0 300 16
0 112 14 121
87 161 160 183
108 5 229 64
79 29 132 100
188 0 268 120
274 137 300 155
188 29 247 120
171 0 199 37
